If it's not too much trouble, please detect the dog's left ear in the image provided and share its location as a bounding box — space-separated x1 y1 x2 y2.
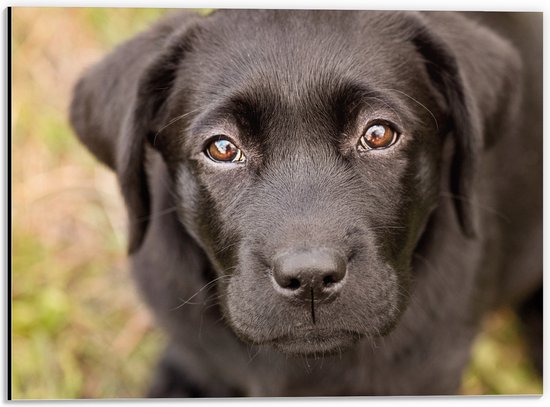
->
70 12 203 253
407 12 522 237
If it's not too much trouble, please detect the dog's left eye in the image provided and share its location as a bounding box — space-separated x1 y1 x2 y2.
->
358 123 399 150
205 138 245 163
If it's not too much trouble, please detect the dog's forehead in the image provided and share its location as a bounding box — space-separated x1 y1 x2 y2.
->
175 10 429 148
184 10 419 101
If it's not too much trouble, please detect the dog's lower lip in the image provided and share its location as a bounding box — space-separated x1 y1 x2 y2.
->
262 328 362 354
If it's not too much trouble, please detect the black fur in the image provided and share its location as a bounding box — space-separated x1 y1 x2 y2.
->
70 10 542 396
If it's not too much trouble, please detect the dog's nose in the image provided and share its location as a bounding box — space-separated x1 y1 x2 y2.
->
272 248 347 300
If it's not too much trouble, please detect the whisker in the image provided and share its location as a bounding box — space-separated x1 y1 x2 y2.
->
214 240 242 255
440 192 511 223
132 206 179 224
152 107 203 147
369 225 406 231
365 95 404 125
382 88 439 131
171 274 232 310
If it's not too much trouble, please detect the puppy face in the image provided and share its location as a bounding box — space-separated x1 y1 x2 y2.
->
154 11 444 354
76 9 521 357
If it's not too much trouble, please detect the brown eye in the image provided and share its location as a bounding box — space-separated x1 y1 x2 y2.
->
205 138 245 163
359 123 398 150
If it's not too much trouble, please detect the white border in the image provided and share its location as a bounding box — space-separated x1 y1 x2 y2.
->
2 1 547 406
0 0 547 11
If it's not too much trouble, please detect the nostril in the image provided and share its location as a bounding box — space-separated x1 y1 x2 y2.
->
272 264 303 291
323 274 336 287
286 278 301 290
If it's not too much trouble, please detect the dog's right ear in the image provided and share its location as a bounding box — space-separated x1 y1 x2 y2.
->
406 12 522 238
70 12 203 254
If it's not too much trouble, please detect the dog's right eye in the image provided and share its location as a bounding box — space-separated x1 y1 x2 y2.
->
358 123 399 151
205 138 246 163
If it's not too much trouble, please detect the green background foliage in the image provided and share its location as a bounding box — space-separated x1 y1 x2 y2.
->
11 7 542 399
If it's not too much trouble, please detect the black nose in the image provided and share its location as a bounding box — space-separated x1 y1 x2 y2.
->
272 248 347 300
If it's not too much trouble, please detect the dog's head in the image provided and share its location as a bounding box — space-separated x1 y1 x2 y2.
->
71 10 521 355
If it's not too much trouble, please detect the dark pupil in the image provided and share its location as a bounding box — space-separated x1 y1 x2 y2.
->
213 140 236 159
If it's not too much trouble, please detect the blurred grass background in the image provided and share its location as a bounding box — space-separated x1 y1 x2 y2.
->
11 7 542 399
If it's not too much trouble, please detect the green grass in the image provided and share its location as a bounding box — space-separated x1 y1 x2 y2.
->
12 8 169 399
11 7 542 399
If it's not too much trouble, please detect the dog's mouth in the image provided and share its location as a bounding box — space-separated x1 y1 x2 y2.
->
262 328 363 356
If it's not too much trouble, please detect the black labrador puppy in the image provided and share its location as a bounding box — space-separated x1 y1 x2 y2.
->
70 10 542 397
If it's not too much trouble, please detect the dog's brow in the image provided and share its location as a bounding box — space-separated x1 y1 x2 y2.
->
206 79 384 125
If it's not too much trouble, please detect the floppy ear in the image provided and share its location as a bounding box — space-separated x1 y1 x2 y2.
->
70 11 202 253
408 12 522 237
